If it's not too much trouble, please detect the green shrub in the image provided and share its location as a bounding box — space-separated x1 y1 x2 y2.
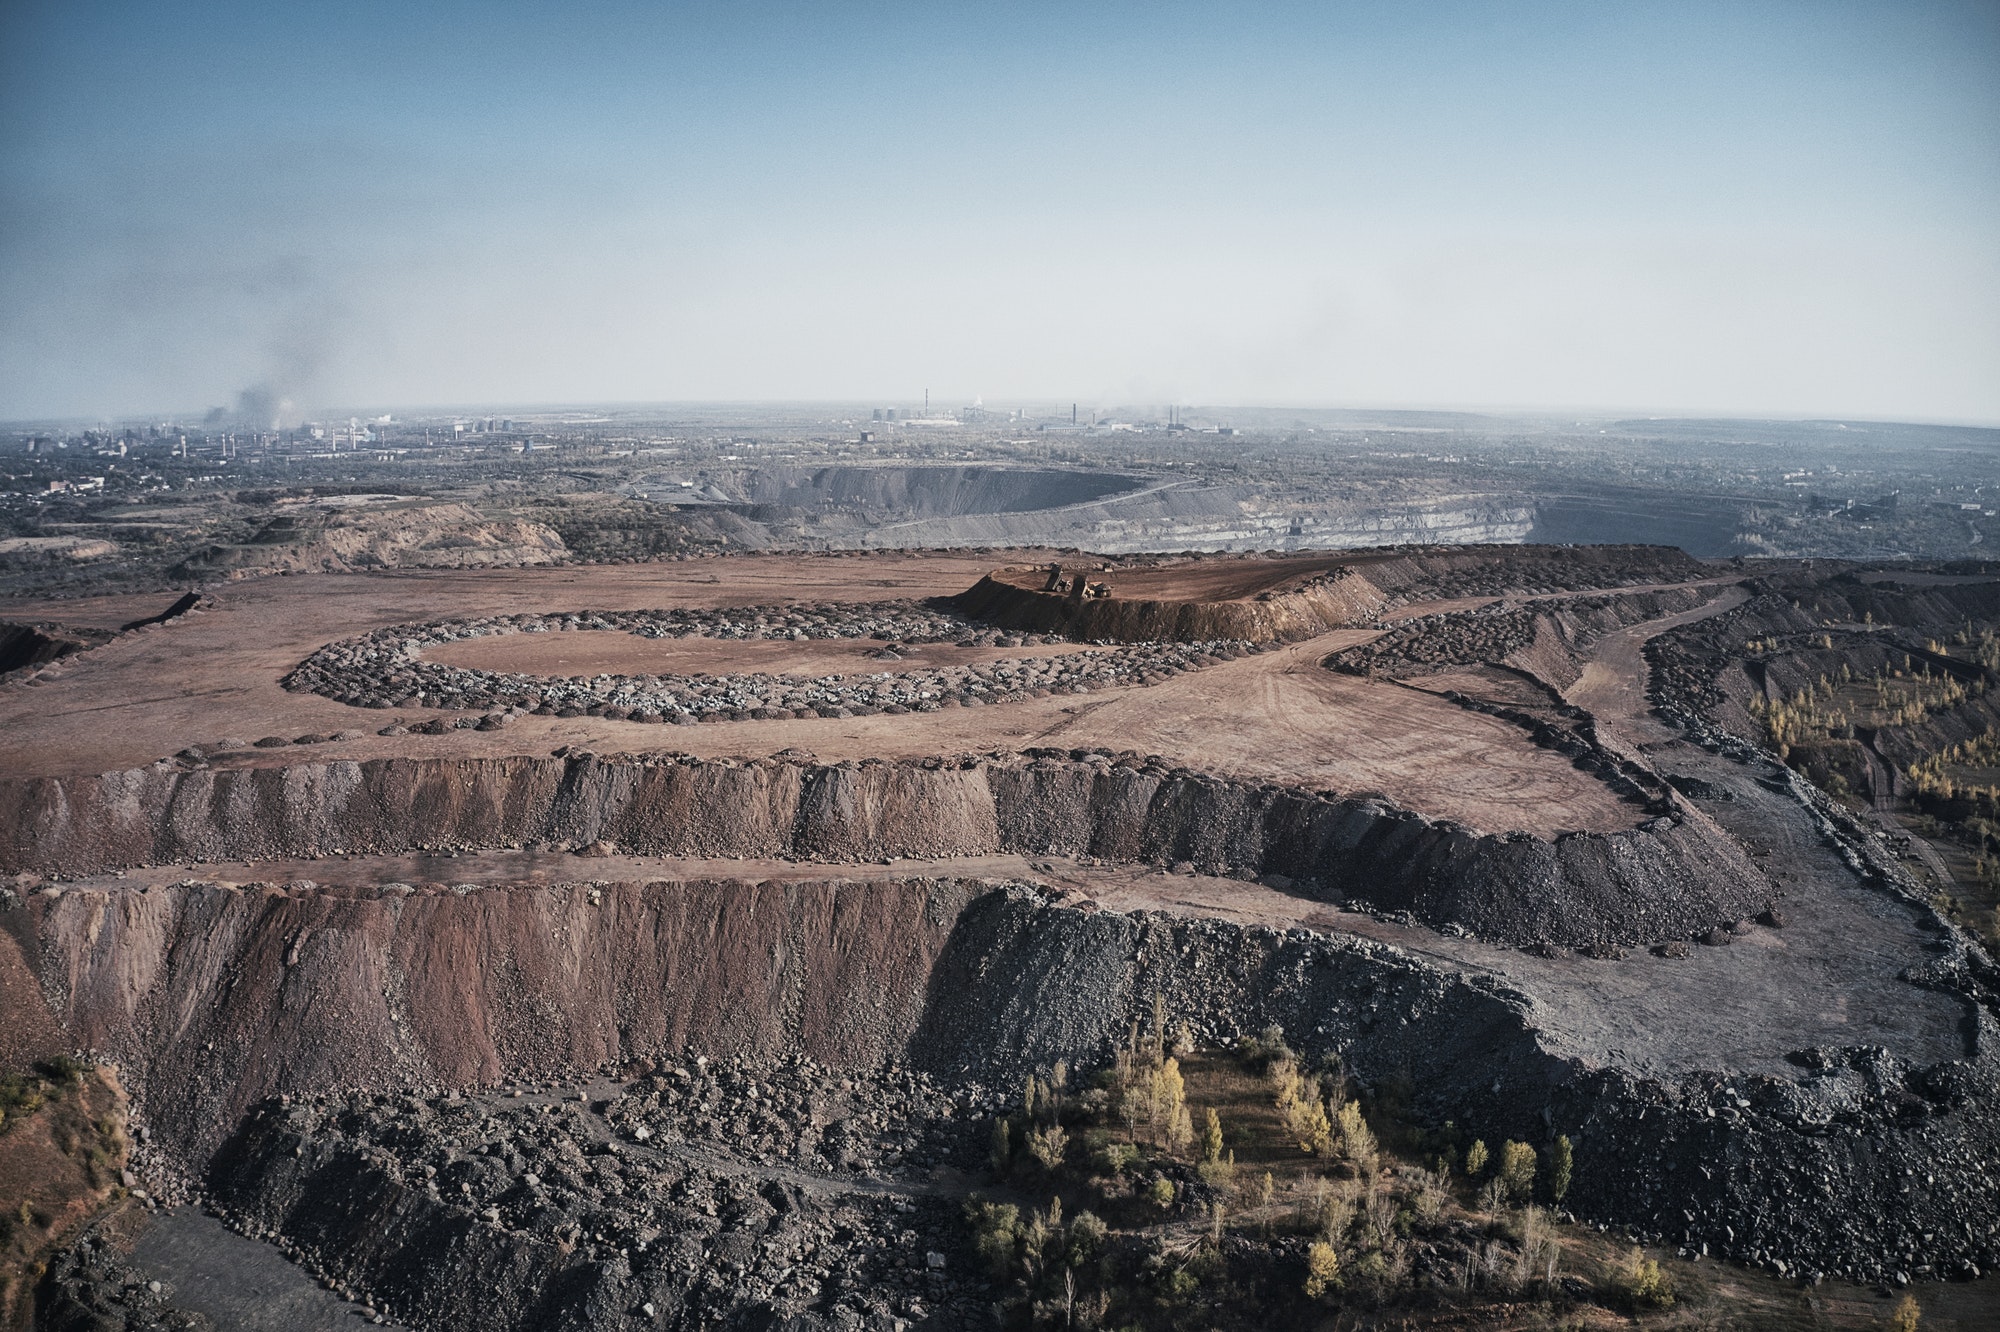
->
1464 1139 1489 1176
1025 1122 1069 1170
1066 1209 1108 1267
966 1199 1021 1278
1498 1140 1537 1203
1615 1247 1675 1309
1304 1240 1343 1297
1096 1141 1139 1174
34 1055 87 1085
1239 1024 1295 1072
1200 1107 1224 1164
1336 1100 1378 1171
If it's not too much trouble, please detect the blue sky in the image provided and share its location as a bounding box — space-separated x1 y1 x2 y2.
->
2 0 1996 421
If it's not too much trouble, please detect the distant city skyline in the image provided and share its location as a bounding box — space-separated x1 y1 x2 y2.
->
2 0 1996 423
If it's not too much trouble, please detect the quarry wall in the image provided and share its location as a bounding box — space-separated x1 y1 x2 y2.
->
0 752 1772 948
16 874 1989 1291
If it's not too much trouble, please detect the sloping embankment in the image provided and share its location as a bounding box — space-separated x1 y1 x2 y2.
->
25 877 1547 1164
1327 585 1723 689
0 752 1769 949
0 620 113 676
951 567 1388 643
24 875 1992 1291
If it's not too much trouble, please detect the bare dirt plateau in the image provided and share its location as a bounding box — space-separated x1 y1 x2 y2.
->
0 552 1646 835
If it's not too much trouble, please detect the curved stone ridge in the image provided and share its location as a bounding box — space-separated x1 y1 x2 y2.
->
282 600 1257 721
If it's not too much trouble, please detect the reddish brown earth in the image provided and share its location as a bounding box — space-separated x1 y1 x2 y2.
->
0 551 1670 834
967 554 1387 642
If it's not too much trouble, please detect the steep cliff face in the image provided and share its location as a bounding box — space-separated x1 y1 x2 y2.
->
26 876 1564 1160
32 876 987 1162
0 753 1769 948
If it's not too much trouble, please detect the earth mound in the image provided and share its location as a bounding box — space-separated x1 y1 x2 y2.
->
172 501 568 578
955 556 1386 643
0 620 111 676
955 545 1715 644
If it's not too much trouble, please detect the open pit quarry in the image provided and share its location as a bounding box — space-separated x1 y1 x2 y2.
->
2 545 1996 1331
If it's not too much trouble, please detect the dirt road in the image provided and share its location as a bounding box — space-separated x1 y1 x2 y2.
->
1563 582 1751 755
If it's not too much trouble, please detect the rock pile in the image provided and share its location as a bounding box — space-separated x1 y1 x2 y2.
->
1372 545 1712 604
1333 603 1542 676
206 1059 1001 1332
34 1234 216 1332
283 600 1257 721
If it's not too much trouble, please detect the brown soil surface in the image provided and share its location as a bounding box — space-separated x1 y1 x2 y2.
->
1564 583 1754 755
0 552 1671 835
423 632 1108 679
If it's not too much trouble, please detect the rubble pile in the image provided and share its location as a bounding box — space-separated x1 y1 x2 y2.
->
282 600 1258 720
205 1061 998 1332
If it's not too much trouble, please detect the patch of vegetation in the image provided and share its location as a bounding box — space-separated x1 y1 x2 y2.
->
1753 658 1983 760
0 1059 128 1325
1934 624 2000 674
1749 642 2000 946
960 1014 1720 1330
1903 731 2000 947
0 1057 84 1136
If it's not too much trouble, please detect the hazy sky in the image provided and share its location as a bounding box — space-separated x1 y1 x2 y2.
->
2 0 1996 422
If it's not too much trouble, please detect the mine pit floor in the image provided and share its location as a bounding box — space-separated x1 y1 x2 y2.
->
118 1206 406 1331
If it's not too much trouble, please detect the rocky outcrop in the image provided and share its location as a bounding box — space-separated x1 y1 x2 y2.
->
204 1066 980 1332
0 752 1768 948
